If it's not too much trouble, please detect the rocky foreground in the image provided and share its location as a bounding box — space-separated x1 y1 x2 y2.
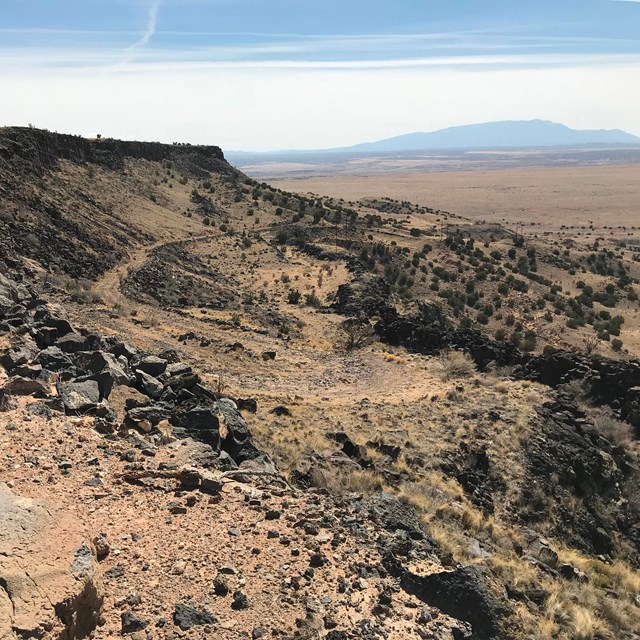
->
0 272 518 639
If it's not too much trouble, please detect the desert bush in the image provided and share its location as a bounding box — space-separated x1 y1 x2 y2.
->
592 412 633 448
304 292 321 308
336 318 375 350
437 350 476 380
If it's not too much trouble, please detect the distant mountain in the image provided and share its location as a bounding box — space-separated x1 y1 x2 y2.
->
335 120 640 153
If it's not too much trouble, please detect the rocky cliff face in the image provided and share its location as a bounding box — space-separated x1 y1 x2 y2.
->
0 127 224 174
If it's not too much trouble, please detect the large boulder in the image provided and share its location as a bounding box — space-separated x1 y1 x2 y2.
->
56 333 92 354
0 344 35 372
133 355 167 377
0 483 103 639
35 346 74 373
218 398 262 463
384 551 506 640
3 376 49 396
163 372 200 394
126 404 172 426
73 351 131 386
58 380 101 413
171 405 220 449
33 308 74 337
136 370 164 399
403 566 505 640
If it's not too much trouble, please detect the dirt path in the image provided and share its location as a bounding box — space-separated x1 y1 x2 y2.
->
91 231 220 308
86 228 447 411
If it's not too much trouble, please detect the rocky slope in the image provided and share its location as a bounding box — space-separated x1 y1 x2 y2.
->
1 128 639 640
0 272 509 640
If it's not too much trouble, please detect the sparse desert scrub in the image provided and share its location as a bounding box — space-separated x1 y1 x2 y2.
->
287 463 388 496
335 317 375 350
436 349 477 380
591 409 635 448
7 130 639 640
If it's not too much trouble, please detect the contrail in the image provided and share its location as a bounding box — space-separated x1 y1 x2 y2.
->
114 0 161 69
132 0 161 50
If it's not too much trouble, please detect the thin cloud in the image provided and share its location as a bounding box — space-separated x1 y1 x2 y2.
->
3 46 640 73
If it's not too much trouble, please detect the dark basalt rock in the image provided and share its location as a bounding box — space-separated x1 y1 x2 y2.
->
519 350 640 432
132 355 168 377
73 351 131 384
0 128 230 279
58 379 101 413
34 346 74 373
383 549 505 640
126 404 172 426
0 273 30 307
450 328 524 370
401 566 505 640
110 342 138 361
3 376 49 396
218 398 262 463
121 242 237 310
56 332 91 354
0 344 34 371
171 405 221 449
0 127 224 173
9 363 43 379
163 372 200 393
328 432 373 468
33 309 74 337
236 397 257 413
135 370 164 399
517 391 638 557
442 444 505 516
121 611 148 634
173 603 217 631
358 493 428 542
372 301 640 429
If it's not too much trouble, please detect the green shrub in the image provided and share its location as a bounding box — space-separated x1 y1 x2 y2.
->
304 292 321 308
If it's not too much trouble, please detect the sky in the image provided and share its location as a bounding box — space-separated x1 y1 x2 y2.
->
1 0 639 151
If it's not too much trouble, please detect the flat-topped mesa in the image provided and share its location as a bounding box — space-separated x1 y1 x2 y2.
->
0 126 225 175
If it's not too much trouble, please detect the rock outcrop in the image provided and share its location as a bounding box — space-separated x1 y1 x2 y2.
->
0 127 224 174
0 274 273 473
0 483 102 639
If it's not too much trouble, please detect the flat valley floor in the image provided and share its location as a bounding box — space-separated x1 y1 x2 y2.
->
270 164 640 232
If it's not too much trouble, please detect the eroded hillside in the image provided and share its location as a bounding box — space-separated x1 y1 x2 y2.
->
1 128 639 640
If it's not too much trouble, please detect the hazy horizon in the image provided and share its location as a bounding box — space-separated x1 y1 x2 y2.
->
226 119 640 154
2 1 640 150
